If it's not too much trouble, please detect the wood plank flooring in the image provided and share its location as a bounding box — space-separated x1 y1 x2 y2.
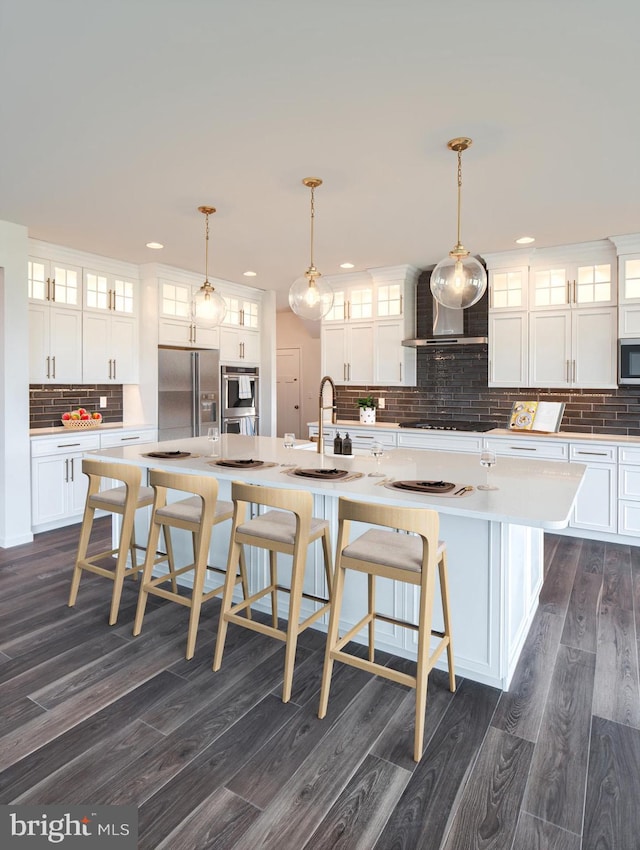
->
1 521 640 849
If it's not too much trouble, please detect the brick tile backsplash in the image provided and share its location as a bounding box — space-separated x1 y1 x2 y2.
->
30 385 123 429
335 269 640 435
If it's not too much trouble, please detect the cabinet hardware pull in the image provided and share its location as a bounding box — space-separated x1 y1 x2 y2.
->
566 359 571 382
51 278 56 302
510 446 537 451
567 280 571 303
573 360 576 382
399 362 402 381
46 277 51 301
113 359 117 380
343 363 347 381
576 450 608 456
108 359 112 380
121 436 140 441
193 326 197 344
52 356 56 379
400 293 403 314
46 356 50 379
70 457 74 481
58 443 81 448
65 458 69 482
348 363 351 381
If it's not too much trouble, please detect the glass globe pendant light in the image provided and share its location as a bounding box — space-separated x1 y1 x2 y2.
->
192 205 227 327
289 177 334 320
430 138 487 310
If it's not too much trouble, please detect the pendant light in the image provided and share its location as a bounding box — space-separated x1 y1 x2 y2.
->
288 177 334 320
192 205 227 327
430 138 487 309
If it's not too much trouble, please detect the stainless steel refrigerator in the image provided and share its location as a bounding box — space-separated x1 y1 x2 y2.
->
158 347 219 441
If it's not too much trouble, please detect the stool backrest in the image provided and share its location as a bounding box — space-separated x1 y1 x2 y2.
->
231 480 313 540
337 496 440 571
148 468 219 525
82 458 142 497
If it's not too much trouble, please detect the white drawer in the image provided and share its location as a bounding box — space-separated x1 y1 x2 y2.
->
619 446 640 466
569 443 617 463
31 433 101 457
397 432 484 453
100 429 157 448
618 500 640 536
344 430 396 448
484 437 568 461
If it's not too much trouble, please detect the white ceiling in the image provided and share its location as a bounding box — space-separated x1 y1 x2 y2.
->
1 0 639 310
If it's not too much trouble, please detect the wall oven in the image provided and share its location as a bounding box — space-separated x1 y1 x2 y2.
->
618 339 640 384
221 365 259 434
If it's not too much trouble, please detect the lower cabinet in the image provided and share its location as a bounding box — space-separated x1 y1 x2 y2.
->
568 444 617 533
618 446 640 537
31 433 100 530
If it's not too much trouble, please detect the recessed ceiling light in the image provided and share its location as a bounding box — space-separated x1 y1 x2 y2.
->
243 270 257 277
340 262 355 269
146 241 164 249
515 236 535 245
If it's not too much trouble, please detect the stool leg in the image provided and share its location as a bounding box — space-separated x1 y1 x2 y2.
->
213 535 242 671
163 527 178 594
238 545 251 620
368 574 376 663
438 550 456 693
318 556 346 719
414 582 432 762
109 505 136 626
185 525 213 660
68 502 95 608
132 514 163 637
269 550 278 628
282 546 307 703
321 527 333 601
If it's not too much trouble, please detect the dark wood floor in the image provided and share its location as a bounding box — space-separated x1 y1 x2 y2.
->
1 521 639 849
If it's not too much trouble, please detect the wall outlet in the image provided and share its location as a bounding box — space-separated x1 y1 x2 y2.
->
377 397 385 409
99 396 107 408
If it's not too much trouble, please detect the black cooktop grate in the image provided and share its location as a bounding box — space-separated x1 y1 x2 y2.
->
398 420 499 432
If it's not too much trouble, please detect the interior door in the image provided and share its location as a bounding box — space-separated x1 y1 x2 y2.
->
276 348 301 438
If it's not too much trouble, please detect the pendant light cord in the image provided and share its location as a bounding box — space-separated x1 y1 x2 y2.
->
456 148 463 249
204 211 210 284
309 185 315 270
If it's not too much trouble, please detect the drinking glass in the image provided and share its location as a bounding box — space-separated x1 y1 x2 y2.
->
281 432 297 466
207 426 219 457
477 449 498 490
368 441 385 477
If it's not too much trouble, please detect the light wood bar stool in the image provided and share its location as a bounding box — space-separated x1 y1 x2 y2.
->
133 468 249 660
318 497 455 762
69 458 171 626
213 480 333 702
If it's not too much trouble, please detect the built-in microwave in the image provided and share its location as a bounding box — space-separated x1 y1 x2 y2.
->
618 339 640 384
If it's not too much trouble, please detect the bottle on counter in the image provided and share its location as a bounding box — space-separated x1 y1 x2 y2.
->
333 432 343 454
342 433 352 455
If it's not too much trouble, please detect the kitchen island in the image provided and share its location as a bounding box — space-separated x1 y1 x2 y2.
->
87 434 586 689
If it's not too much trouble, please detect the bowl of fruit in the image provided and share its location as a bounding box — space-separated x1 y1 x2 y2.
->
61 409 103 429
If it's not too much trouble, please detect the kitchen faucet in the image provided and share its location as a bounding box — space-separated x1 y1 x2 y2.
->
317 375 337 454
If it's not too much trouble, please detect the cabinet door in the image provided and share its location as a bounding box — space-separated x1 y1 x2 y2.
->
530 267 569 310
240 330 260 363
158 317 194 347
489 312 528 386
322 324 348 383
192 324 220 349
111 315 138 382
571 463 617 533
489 267 528 311
572 307 616 388
375 321 404 384
82 313 111 382
220 326 240 362
31 455 68 525
376 283 403 318
348 324 374 384
529 311 571 386
28 304 49 382
49 307 83 382
159 281 191 320
68 453 89 515
619 255 640 303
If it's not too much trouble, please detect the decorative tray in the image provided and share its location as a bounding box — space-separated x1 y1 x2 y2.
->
62 419 102 430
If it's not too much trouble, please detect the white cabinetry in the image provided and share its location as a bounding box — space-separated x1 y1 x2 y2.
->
82 269 139 383
618 446 640 537
611 235 640 338
158 279 220 349
28 257 83 383
220 294 261 364
489 312 528 386
569 443 617 533
31 433 100 531
321 265 417 386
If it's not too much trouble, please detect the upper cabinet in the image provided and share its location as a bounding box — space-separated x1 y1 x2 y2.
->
83 269 137 315
28 256 82 383
611 235 640 338
486 241 618 389
158 278 220 349
320 265 418 386
220 294 261 364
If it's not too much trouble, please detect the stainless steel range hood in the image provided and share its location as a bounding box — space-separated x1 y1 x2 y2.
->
402 297 488 347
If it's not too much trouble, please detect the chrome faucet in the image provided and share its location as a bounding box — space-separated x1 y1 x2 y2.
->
317 375 337 453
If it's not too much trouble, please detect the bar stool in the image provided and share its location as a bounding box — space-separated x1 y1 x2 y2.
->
68 459 172 626
213 481 333 702
318 497 455 762
133 469 249 660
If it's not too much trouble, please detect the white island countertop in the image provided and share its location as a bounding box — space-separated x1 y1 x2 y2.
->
88 434 586 530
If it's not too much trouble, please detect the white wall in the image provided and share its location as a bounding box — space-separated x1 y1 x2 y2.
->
0 220 33 546
276 310 321 432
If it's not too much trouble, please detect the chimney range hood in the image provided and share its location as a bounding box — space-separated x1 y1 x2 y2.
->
402 297 487 347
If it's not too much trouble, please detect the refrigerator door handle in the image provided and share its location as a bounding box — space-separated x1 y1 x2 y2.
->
192 351 200 436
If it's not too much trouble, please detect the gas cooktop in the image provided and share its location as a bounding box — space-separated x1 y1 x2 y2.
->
399 420 499 432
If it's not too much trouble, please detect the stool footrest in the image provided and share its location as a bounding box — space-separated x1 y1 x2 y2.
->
330 648 416 689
